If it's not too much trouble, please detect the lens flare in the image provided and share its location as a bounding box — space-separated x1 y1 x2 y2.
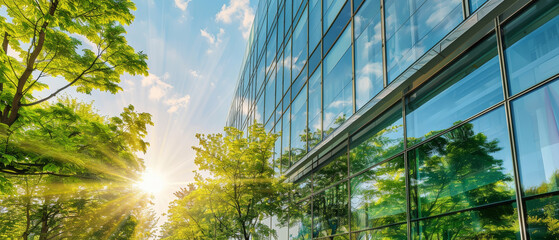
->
135 169 166 194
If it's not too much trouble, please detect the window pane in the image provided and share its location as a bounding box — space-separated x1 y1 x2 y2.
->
323 0 346 31
313 182 349 238
289 199 312 240
385 0 463 82
525 194 559 239
350 104 404 174
512 79 559 196
469 0 488 14
323 1 351 54
409 107 515 219
354 0 383 109
308 66 322 149
324 27 353 137
293 7 308 78
503 1 559 95
351 156 406 231
291 84 308 164
411 203 520 239
406 36 502 145
351 223 407 240
314 151 348 191
309 0 322 51
281 107 291 173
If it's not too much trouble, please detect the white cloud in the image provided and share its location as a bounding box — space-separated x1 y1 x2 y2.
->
200 28 225 54
141 73 173 101
165 95 191 113
189 70 202 78
174 0 192 11
216 0 254 39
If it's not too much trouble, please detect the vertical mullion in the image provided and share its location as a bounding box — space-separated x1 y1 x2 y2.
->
402 96 411 240
381 0 388 88
495 18 528 240
462 0 471 20
351 0 357 114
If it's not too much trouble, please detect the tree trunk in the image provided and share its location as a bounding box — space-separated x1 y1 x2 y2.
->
39 206 49 240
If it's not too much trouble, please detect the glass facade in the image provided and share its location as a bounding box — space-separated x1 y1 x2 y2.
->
227 0 559 239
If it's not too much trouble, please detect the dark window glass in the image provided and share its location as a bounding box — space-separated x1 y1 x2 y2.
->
313 181 349 238
286 0 293 37
406 36 502 145
323 27 353 137
354 0 383 110
292 66 307 96
411 203 519 239
308 66 322 149
291 84 308 164
351 223 407 240
309 44 322 74
385 0 463 82
526 194 559 239
409 107 515 219
503 1 559 95
350 156 406 231
323 1 351 54
314 150 348 191
354 0 365 12
350 105 404 174
512 79 559 196
469 0 488 14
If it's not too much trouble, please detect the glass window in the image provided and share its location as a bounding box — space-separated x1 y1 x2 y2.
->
294 174 312 201
406 36 502 145
411 203 519 239
274 127 282 176
286 0 293 37
385 0 463 82
351 156 406 231
308 66 322 149
289 199 312 240
350 105 404 174
469 0 488 14
323 26 353 137
314 150 348 191
503 1 559 96
354 0 383 109
525 194 559 239
351 223 407 240
265 70 277 123
281 108 291 173
323 1 351 54
309 0 322 51
256 95 264 123
292 7 308 79
309 45 322 74
409 107 516 219
512 79 559 196
313 182 349 238
323 0 346 32
291 84 308 164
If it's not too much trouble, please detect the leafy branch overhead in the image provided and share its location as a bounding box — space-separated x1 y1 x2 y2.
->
0 0 147 126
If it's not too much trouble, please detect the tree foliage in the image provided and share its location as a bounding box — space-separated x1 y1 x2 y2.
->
161 123 293 240
0 0 147 127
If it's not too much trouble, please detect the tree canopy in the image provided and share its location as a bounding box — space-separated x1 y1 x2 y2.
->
161 123 293 240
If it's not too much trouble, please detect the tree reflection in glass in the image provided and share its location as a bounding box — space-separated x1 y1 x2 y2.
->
313 182 349 238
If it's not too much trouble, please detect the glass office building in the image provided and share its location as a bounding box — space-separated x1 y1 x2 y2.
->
226 0 559 239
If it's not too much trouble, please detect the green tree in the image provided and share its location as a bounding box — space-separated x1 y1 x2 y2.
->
0 0 147 127
161 123 293 240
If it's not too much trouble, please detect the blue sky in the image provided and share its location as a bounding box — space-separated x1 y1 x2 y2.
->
108 0 257 223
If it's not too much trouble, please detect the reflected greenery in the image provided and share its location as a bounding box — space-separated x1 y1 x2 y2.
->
313 182 349 238
351 223 407 240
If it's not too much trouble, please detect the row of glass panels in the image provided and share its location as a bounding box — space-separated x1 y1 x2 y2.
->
229 0 494 172
257 0 559 239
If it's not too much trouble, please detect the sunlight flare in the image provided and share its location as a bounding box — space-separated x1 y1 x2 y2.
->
135 169 167 195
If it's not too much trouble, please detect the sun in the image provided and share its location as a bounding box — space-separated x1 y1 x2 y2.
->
135 169 166 195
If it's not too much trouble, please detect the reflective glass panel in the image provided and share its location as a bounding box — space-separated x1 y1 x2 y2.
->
323 27 353 137
281 107 291 173
289 199 312 240
309 0 322 51
291 84 308 164
350 104 404 174
385 0 463 82
308 65 322 149
406 36 502 145
314 150 348 191
469 0 488 14
512 79 559 196
411 203 520 239
526 194 559 239
351 223 407 240
503 1 559 95
351 156 406 231
313 181 349 238
354 0 383 109
323 0 346 31
293 7 308 78
409 107 515 219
